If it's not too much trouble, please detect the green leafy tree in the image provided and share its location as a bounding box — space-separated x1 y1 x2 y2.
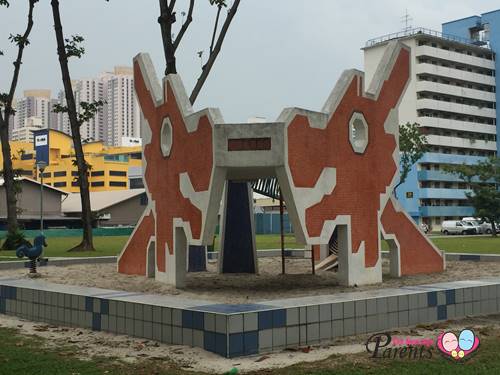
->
394 122 429 198
51 0 106 251
445 157 500 237
0 0 38 250
158 0 241 104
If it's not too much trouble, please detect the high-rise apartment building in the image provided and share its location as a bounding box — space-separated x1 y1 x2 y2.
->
11 116 44 143
364 11 499 230
55 66 140 146
104 67 140 146
442 10 500 152
13 89 54 130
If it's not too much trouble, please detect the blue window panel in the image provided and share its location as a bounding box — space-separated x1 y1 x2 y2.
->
100 299 109 315
427 292 437 307
258 310 273 330
272 309 286 328
229 333 244 358
92 313 101 331
243 331 259 355
204 331 216 353
193 311 204 330
182 310 194 329
85 297 94 312
445 290 455 305
193 303 275 314
0 298 5 313
437 305 447 321
215 332 227 357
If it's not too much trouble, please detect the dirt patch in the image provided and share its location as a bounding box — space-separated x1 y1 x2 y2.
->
1 258 499 303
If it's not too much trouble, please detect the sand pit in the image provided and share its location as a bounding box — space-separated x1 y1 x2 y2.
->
1 258 499 303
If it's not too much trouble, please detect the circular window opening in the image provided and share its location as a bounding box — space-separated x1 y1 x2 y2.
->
349 112 368 154
160 118 173 157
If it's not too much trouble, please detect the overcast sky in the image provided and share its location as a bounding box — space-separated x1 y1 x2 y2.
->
1 1 499 122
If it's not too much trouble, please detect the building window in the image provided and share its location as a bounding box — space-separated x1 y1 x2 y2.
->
91 181 105 187
40 172 51 178
54 182 67 187
71 171 79 177
129 178 144 189
91 170 105 177
109 181 127 187
53 171 67 177
140 193 148 206
71 181 80 187
20 153 33 160
109 170 127 177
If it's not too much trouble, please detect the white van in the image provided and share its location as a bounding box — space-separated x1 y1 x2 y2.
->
441 221 477 235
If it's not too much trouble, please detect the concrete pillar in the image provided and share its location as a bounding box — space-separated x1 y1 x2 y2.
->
219 181 258 273
164 227 187 288
386 238 401 278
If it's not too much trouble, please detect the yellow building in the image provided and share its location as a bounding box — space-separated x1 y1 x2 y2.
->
1 129 142 193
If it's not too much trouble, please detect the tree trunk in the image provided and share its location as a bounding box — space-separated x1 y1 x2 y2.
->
158 0 177 75
51 0 94 251
0 123 18 237
0 0 37 248
490 219 497 238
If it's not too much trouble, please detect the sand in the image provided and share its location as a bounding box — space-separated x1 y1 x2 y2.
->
0 257 499 303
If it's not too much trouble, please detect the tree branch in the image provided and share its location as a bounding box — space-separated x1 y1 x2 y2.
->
173 0 194 52
189 0 240 104
168 0 176 13
209 5 222 54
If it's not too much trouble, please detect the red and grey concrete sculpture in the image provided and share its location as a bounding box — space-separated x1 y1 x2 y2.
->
118 41 445 287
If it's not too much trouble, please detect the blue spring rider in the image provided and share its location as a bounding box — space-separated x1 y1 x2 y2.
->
16 234 47 274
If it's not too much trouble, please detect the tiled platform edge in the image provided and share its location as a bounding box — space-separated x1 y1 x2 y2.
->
1 276 500 358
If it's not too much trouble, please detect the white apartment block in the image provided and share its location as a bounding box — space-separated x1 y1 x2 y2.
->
56 66 140 146
13 90 53 130
105 67 140 146
364 28 497 229
11 116 44 143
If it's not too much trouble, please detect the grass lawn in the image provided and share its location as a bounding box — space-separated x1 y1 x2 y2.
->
0 327 183 375
0 234 499 260
1 325 500 374
430 236 500 254
0 236 129 260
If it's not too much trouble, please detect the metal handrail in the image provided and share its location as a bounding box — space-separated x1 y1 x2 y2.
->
365 27 491 50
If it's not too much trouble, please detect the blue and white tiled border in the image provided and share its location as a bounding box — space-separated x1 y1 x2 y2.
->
0 277 499 358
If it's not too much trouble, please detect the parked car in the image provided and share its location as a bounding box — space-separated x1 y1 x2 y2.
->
441 220 477 235
462 221 481 234
462 217 495 234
